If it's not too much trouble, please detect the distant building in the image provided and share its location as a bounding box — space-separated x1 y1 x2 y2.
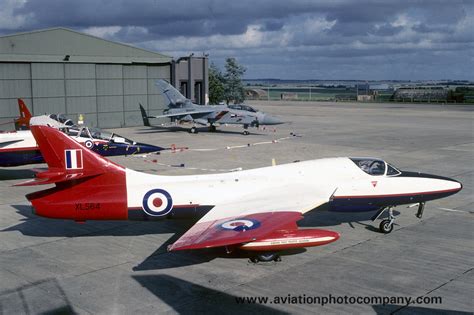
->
392 87 448 102
356 83 375 101
357 94 374 101
0 28 208 128
245 88 268 99
281 92 298 100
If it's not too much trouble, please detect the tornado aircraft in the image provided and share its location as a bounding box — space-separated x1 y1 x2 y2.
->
140 79 283 135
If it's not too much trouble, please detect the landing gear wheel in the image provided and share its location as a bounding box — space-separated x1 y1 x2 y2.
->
189 127 198 134
250 252 280 263
242 130 250 135
379 219 393 234
209 125 216 132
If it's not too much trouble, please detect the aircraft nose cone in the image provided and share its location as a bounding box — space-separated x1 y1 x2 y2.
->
261 115 284 125
135 143 165 154
432 176 462 198
423 172 462 193
446 178 462 193
401 171 463 198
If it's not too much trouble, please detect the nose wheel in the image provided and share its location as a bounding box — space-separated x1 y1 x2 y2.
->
372 206 395 234
379 219 394 234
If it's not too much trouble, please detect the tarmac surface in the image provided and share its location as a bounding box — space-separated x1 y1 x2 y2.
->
0 101 472 314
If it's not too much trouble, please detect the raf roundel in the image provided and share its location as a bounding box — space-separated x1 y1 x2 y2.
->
220 219 261 231
142 189 173 216
85 140 94 149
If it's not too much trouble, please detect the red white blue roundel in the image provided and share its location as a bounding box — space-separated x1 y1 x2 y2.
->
220 218 261 231
85 140 94 149
142 189 173 216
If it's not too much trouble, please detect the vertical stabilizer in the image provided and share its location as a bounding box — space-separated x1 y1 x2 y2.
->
139 104 151 127
15 99 32 130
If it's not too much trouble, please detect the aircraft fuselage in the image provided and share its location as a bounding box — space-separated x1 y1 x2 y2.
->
28 157 461 222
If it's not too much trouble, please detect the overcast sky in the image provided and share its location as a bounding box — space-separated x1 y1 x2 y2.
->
1 0 473 80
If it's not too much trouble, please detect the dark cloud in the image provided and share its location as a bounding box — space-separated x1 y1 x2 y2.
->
260 19 285 32
370 24 403 36
1 0 472 80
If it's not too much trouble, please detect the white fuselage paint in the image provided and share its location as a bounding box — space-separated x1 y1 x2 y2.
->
125 157 461 222
0 130 37 150
0 130 105 151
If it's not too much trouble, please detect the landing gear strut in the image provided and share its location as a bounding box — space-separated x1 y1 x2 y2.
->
372 206 395 234
416 202 425 218
242 124 250 135
209 124 216 132
249 252 281 263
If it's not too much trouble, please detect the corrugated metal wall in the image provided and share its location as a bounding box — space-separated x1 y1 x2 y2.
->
0 62 170 128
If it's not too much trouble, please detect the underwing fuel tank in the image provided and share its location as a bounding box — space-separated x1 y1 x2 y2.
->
239 229 339 251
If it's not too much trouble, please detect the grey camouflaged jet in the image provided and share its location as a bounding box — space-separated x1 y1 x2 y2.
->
139 80 283 135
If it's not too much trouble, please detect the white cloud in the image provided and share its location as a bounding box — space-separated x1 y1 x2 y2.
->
81 26 121 39
0 0 30 29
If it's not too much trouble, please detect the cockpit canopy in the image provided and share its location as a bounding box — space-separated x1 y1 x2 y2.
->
49 114 75 127
350 158 401 176
76 127 135 144
228 104 258 112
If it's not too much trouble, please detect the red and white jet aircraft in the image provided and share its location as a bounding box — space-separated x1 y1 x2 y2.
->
18 126 462 262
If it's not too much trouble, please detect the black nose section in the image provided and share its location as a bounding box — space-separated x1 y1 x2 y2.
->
399 171 461 184
134 143 166 154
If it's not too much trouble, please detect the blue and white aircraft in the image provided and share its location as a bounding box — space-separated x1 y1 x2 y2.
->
0 100 165 167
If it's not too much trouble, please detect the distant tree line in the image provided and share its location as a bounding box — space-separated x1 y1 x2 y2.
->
209 58 246 104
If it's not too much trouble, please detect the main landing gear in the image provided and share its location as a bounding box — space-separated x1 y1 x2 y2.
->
249 252 281 263
372 206 395 234
242 124 250 135
189 126 198 134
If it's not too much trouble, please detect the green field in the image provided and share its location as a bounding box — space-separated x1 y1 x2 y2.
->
245 86 474 103
249 87 357 101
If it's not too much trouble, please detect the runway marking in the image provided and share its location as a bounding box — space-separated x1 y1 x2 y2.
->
132 134 302 157
437 207 472 213
130 133 302 172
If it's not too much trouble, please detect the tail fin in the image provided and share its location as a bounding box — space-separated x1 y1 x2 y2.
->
155 79 193 108
139 103 151 126
15 125 124 186
14 98 32 130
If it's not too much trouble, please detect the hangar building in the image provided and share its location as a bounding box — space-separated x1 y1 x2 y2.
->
0 28 208 128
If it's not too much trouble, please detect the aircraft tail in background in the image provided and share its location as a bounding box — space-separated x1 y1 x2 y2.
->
139 103 151 127
14 98 32 130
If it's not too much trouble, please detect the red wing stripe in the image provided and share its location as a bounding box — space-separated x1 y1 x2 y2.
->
215 111 228 120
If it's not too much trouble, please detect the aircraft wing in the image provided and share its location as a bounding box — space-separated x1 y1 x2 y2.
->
149 109 216 119
0 139 24 148
169 185 332 251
